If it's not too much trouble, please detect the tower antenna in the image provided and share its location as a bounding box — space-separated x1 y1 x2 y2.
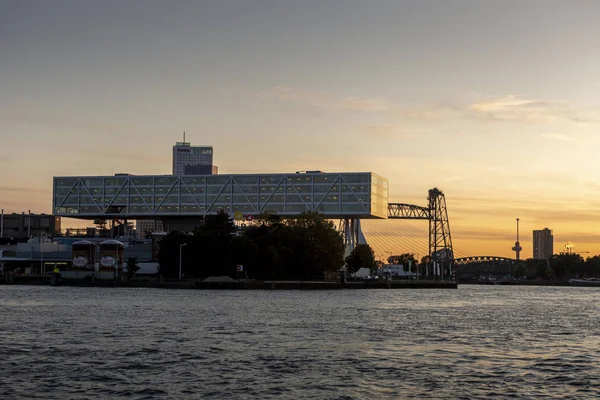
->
511 218 522 261
183 130 186 144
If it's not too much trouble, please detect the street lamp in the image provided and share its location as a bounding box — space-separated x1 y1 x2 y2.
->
179 243 187 281
28 210 31 238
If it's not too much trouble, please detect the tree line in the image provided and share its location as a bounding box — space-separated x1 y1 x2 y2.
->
456 253 600 280
157 211 347 281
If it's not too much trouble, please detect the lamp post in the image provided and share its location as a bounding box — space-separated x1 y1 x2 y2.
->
179 243 187 281
28 210 31 238
40 234 44 276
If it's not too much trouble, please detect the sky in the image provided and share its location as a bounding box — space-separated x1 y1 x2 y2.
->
2 0 600 259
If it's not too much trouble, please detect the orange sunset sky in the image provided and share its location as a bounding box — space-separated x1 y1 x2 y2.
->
2 1 600 259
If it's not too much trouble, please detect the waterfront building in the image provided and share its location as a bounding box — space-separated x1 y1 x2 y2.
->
0 212 61 239
533 228 553 260
52 171 389 231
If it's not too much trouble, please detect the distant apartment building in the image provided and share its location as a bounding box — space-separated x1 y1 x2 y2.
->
172 141 216 176
0 212 61 238
533 228 553 260
136 220 164 238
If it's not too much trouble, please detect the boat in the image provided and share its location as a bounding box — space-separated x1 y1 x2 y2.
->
569 278 600 287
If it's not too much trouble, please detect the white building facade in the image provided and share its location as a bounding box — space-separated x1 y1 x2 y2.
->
53 172 389 220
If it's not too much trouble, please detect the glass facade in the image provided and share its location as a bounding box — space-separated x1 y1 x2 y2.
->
53 172 389 219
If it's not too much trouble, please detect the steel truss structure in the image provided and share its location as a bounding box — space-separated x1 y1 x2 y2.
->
387 188 454 271
387 203 429 219
53 172 389 219
454 256 515 266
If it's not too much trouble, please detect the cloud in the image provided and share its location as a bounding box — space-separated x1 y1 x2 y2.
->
241 86 600 128
465 95 597 124
540 133 574 141
256 86 393 112
363 126 424 139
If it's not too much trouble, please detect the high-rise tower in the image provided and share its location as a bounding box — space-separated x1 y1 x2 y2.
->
511 218 522 261
172 132 217 176
533 228 553 260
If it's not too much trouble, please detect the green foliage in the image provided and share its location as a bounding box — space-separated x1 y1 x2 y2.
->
157 212 345 280
388 253 418 272
512 263 527 278
126 257 140 280
345 244 377 274
457 252 600 281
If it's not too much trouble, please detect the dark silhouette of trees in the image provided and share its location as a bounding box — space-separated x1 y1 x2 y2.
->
345 244 377 274
456 252 600 281
157 211 345 280
388 253 418 272
126 257 140 280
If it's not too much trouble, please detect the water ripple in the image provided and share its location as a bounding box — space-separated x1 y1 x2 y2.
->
0 285 599 398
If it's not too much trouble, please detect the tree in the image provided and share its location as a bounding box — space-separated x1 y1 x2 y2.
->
550 253 584 279
126 257 140 280
512 263 527 278
388 253 418 272
157 211 345 281
157 231 189 279
345 244 377 275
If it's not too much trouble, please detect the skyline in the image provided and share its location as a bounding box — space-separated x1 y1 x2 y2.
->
2 1 600 258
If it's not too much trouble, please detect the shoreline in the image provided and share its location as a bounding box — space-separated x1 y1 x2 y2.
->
458 279 571 287
2 276 457 290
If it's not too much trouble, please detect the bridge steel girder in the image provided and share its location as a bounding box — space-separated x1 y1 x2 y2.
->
454 256 515 266
386 190 454 282
387 203 430 220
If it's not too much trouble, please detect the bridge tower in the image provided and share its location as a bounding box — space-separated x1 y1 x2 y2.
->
428 188 453 275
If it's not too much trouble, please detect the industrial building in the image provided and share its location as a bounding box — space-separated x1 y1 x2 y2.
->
533 228 554 260
0 211 61 239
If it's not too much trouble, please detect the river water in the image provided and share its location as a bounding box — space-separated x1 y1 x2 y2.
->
0 285 598 399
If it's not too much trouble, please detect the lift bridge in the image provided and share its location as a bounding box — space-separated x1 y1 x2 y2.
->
341 187 515 271
340 188 455 269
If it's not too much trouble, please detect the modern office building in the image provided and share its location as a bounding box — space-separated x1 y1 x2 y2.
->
0 212 62 239
172 141 215 176
533 228 553 260
52 171 389 231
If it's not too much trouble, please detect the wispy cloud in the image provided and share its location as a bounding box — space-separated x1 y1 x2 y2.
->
540 133 574 141
256 86 393 112
240 86 600 128
363 125 424 139
465 95 597 124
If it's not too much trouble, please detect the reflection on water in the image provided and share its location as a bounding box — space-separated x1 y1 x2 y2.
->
0 285 599 399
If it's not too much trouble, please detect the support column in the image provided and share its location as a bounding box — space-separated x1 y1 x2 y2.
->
341 217 363 258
